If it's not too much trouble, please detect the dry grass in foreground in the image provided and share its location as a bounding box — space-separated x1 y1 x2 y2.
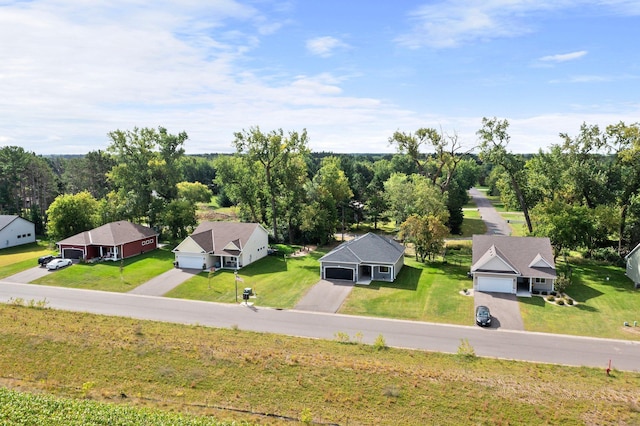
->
0 302 638 425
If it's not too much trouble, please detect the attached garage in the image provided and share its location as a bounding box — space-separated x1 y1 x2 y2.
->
62 248 84 259
176 255 205 270
476 276 514 294
324 267 354 281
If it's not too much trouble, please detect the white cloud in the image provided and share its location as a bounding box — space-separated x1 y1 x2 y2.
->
539 50 587 62
306 36 348 57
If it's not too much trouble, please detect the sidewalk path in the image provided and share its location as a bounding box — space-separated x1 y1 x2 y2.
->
469 187 511 236
127 267 201 296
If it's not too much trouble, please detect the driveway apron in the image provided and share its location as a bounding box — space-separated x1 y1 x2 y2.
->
127 268 201 296
294 279 355 313
474 291 524 330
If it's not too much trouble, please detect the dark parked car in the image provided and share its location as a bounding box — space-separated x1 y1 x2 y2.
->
475 305 492 327
38 255 55 267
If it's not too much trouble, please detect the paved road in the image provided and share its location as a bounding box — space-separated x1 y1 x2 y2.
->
469 187 511 235
1 281 638 372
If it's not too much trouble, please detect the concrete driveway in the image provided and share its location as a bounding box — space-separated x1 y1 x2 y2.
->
3 265 57 283
127 267 201 296
474 291 524 330
294 279 355 313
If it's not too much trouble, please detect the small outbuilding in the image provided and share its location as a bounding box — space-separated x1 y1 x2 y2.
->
0 215 36 249
172 221 269 270
319 233 405 284
57 221 158 261
471 235 556 295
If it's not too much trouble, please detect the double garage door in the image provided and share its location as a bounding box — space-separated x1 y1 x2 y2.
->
324 267 354 281
476 276 514 294
176 255 205 270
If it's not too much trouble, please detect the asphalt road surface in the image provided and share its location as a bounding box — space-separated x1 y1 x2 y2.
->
1 281 638 372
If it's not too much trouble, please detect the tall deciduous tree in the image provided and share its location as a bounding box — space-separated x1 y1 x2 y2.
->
46 191 99 240
477 117 533 233
232 127 309 241
107 127 187 227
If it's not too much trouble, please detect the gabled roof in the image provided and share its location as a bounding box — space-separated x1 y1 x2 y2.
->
471 235 556 279
625 242 640 260
0 215 32 231
57 221 157 246
176 222 266 256
320 233 405 265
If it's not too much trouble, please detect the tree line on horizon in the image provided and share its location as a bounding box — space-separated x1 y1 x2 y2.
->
1 117 639 261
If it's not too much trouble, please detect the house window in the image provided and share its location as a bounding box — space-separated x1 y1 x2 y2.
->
535 278 546 284
379 266 390 273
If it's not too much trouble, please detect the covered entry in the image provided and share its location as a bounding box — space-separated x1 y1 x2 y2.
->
324 267 354 281
476 276 514 294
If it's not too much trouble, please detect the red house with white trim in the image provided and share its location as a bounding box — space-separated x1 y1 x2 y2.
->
57 221 158 261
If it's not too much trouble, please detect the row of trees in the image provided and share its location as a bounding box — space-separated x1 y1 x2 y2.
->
478 118 640 258
3 117 639 262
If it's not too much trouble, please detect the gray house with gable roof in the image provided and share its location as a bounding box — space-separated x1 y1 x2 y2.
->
319 233 405 284
471 235 556 295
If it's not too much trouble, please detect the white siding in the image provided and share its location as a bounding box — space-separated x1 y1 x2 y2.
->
0 217 36 249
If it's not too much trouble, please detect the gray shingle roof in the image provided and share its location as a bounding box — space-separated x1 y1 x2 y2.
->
57 221 157 246
188 222 263 256
471 235 556 279
320 233 405 265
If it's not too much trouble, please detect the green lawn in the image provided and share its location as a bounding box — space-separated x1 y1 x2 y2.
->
0 242 56 280
339 258 475 325
30 248 176 292
520 259 640 340
165 248 326 309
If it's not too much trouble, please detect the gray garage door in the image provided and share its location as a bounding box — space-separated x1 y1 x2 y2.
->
63 248 84 259
325 267 354 281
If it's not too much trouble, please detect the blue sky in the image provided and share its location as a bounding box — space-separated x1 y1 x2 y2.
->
1 0 639 155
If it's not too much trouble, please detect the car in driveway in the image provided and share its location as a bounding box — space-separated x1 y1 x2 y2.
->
38 255 56 267
46 258 72 270
475 305 492 327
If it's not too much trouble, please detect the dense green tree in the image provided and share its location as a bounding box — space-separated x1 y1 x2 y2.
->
531 199 595 259
107 127 187 227
0 146 30 214
213 155 264 224
62 150 115 199
232 127 309 241
160 199 197 240
176 181 213 204
400 214 448 262
46 191 99 240
605 122 640 253
384 173 448 227
477 117 533 233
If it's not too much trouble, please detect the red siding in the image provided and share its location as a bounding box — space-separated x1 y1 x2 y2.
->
122 236 157 259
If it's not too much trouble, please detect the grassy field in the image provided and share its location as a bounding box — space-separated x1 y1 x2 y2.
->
0 303 638 425
30 248 176 292
0 242 55 280
166 247 326 309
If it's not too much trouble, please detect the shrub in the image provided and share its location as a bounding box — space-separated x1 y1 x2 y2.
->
542 291 548 296
557 299 565 305
532 290 540 295
550 291 557 296
566 298 574 305
457 339 476 359
334 331 351 344
547 295 555 302
373 334 387 351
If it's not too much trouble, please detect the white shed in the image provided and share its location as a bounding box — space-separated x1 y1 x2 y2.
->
0 215 36 249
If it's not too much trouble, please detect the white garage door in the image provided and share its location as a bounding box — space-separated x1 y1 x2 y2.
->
177 255 204 270
477 277 514 294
